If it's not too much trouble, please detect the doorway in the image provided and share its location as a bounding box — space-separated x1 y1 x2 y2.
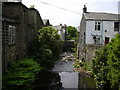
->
105 37 109 44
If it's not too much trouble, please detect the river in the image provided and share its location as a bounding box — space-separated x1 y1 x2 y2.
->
33 52 96 90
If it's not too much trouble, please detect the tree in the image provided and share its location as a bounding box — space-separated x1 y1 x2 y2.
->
66 26 78 40
92 34 120 89
29 26 63 70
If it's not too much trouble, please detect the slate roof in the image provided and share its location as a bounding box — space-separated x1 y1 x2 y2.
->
84 12 119 21
53 26 62 31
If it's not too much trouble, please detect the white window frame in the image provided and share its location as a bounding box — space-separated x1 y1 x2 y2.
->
8 25 16 44
95 21 101 31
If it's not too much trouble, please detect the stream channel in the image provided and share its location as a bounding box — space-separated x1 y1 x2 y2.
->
33 52 96 90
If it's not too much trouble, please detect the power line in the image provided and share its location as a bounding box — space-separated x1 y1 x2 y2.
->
36 0 81 14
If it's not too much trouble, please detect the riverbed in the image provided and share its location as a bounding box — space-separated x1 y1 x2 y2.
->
33 52 96 90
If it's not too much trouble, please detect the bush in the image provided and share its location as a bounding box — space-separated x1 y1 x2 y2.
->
92 34 120 89
83 63 92 71
3 58 42 90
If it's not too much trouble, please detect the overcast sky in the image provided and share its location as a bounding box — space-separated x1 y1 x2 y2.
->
22 0 119 27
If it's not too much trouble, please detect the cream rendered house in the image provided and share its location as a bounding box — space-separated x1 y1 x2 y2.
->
78 5 119 60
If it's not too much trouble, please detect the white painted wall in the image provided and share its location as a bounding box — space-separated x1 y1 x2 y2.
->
86 21 102 44
86 20 118 45
103 21 118 42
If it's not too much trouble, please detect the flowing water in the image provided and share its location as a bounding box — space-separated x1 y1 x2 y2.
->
33 52 96 90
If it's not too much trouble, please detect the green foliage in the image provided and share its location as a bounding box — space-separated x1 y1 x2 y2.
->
74 60 84 68
66 26 78 41
29 26 63 70
70 48 77 53
107 35 120 89
63 40 77 53
3 58 42 90
83 63 92 71
29 5 35 8
92 34 120 89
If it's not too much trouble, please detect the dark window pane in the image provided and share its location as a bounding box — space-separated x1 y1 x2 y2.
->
95 22 101 30
95 25 97 30
98 25 100 30
114 22 119 31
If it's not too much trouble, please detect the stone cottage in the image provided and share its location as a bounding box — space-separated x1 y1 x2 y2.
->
28 8 44 44
78 5 119 62
1 2 44 72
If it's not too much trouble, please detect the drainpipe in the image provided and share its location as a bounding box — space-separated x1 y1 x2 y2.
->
0 1 2 89
101 21 104 45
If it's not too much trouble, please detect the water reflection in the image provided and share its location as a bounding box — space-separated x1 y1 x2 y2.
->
33 71 63 90
33 70 96 89
59 72 78 88
33 71 80 90
78 73 97 90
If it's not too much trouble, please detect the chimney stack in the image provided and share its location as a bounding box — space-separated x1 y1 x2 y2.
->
83 5 87 13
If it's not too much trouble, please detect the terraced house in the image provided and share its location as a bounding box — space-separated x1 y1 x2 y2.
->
78 5 120 62
1 1 44 73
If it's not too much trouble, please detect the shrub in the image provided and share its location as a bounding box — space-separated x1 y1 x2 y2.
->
92 34 120 89
74 60 84 68
3 58 42 90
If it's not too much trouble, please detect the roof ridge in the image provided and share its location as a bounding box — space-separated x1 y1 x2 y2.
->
85 12 118 15
84 12 119 20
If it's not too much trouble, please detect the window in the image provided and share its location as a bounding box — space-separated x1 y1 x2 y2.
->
8 25 16 44
114 22 119 31
23 10 26 23
93 35 101 44
95 21 101 31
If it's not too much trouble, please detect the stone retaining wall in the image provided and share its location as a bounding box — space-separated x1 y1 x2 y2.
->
84 44 102 63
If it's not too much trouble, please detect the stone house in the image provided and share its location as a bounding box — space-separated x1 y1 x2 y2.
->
28 8 44 44
53 24 66 41
1 2 44 72
78 5 119 62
